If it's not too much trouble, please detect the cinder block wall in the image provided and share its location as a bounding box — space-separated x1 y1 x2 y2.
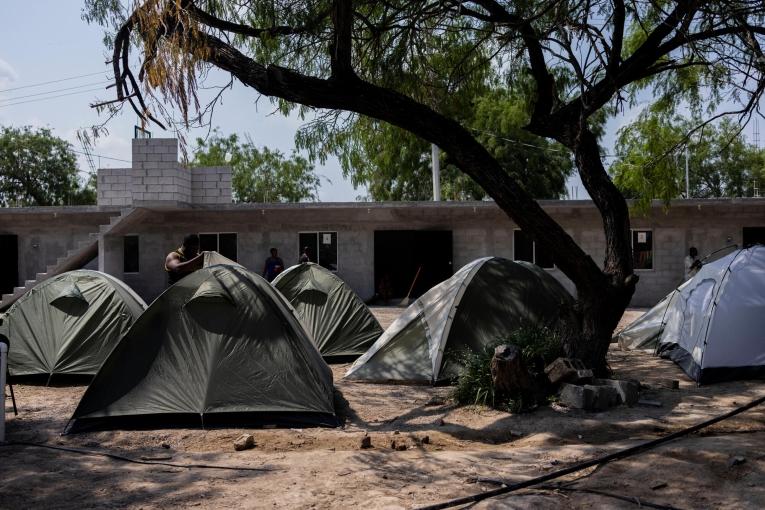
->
131 138 190 204
97 138 231 206
97 168 132 206
191 166 233 204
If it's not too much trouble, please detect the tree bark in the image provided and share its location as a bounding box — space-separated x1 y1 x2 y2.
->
490 345 536 400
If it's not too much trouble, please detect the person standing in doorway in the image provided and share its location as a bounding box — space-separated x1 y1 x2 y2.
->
684 246 702 280
299 246 311 263
262 248 284 282
165 234 205 286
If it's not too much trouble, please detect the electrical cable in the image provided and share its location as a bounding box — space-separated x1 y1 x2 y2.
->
418 393 765 510
0 72 107 93
0 81 111 103
68 148 131 164
0 441 278 473
0 87 108 108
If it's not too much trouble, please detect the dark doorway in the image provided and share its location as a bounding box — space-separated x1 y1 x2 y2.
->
0 235 18 295
743 227 765 248
374 230 453 300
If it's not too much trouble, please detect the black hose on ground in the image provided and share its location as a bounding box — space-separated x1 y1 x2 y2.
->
418 394 765 510
0 441 277 472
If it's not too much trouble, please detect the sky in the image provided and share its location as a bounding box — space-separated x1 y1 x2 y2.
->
0 2 759 203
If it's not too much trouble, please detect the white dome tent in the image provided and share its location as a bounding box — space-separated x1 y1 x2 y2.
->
653 245 765 384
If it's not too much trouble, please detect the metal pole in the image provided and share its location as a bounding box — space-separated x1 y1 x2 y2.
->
685 146 690 199
1 340 7 442
431 144 441 201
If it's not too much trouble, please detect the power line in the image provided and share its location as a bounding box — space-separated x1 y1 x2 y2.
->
69 148 131 164
0 81 110 102
0 87 109 108
0 71 107 93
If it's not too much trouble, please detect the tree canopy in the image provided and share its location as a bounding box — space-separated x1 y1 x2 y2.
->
83 0 765 370
0 126 95 206
612 114 765 208
192 131 320 203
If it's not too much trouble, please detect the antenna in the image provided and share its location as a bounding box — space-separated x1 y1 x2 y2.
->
754 117 760 148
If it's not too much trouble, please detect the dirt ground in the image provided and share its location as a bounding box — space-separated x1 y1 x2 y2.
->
3 307 765 509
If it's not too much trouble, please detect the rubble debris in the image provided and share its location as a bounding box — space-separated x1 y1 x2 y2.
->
658 379 680 389
545 357 594 385
592 378 640 407
559 378 639 410
233 434 255 451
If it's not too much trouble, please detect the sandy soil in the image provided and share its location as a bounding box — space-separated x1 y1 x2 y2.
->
2 308 765 509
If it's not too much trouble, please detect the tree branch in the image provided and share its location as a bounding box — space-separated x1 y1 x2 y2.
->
330 0 356 80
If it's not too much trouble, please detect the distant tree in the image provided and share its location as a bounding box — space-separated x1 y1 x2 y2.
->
192 131 320 203
612 114 765 208
295 33 573 201
0 126 95 206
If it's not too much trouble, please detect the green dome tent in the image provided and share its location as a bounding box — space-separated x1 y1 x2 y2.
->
272 263 383 359
345 257 573 383
66 263 337 433
2 270 146 380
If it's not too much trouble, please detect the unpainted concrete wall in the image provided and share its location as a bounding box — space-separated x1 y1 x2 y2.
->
104 200 765 306
97 138 232 207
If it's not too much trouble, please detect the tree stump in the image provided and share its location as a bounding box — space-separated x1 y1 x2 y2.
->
490 344 535 398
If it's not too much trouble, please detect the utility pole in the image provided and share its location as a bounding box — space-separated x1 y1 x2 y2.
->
431 144 441 201
685 146 690 199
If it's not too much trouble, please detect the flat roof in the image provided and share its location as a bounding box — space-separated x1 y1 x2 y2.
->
0 197 763 215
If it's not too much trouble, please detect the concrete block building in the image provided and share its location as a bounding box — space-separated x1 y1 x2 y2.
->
1 137 764 309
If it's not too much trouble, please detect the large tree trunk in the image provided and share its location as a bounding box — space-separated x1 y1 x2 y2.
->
557 126 638 373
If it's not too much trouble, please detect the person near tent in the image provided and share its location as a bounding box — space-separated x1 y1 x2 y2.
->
165 234 205 286
262 248 284 282
299 246 311 263
684 246 702 280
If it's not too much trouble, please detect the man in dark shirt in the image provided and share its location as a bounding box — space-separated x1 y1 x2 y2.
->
165 234 205 286
262 248 284 282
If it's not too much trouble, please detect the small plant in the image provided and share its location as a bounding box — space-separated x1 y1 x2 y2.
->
450 325 563 412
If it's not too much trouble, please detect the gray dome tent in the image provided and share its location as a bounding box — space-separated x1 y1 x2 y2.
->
2 270 146 380
345 257 573 383
272 263 383 358
619 245 765 384
66 263 337 432
615 280 690 351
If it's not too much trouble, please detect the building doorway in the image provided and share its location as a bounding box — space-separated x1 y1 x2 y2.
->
743 227 765 248
374 230 453 300
0 235 18 295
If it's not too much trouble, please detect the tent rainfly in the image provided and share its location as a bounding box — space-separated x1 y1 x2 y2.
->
345 257 574 383
655 245 765 384
66 263 337 432
615 280 690 351
272 262 383 358
2 270 146 380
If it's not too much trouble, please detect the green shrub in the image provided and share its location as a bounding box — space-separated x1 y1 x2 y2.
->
450 325 563 412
